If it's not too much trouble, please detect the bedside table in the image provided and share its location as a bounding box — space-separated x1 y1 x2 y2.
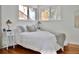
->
6 29 15 50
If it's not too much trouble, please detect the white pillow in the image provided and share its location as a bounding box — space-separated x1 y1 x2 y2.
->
27 25 37 32
17 26 25 32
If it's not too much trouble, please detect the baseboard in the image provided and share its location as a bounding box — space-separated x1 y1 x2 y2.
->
69 42 79 45
65 42 79 49
64 42 79 46
0 44 17 49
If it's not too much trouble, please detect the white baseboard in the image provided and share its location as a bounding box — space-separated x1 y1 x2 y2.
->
68 42 79 45
64 41 79 46
1 44 17 49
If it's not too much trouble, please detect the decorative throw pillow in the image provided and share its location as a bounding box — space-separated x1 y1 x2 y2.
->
27 25 37 32
17 26 25 32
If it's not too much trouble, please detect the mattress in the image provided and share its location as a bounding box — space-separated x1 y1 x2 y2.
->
16 31 61 54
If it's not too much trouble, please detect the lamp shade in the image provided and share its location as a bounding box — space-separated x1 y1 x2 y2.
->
6 19 12 24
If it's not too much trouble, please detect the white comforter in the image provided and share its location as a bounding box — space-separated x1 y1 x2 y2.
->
16 30 61 54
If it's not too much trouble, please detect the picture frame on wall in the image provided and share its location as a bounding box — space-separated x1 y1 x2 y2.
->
74 10 79 28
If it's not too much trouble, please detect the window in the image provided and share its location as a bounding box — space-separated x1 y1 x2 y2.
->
40 9 49 21
19 5 36 21
50 8 57 20
19 5 28 20
39 6 61 21
19 5 61 21
29 8 36 21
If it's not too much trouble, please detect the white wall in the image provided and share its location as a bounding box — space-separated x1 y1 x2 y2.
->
1 5 18 47
0 6 2 48
39 5 79 45
62 5 79 44
1 5 18 30
0 6 1 32
0 6 2 32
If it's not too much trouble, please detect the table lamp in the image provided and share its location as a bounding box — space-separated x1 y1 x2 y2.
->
6 19 12 30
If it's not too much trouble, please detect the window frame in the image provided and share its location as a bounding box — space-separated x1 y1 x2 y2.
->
18 5 61 22
19 5 37 21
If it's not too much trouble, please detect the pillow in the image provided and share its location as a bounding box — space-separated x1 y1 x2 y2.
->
27 25 37 32
17 26 25 32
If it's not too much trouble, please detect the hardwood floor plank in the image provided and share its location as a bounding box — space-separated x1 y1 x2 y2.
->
64 44 79 54
0 44 79 54
0 45 41 54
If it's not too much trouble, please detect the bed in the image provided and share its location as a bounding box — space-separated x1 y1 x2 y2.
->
15 25 65 54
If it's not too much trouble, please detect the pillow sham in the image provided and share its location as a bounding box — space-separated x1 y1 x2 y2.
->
17 26 25 32
27 25 37 32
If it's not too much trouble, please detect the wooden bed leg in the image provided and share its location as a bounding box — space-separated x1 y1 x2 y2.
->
61 48 64 52
56 48 64 54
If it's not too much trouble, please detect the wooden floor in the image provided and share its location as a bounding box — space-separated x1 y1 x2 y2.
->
0 44 79 54
0 45 41 54
64 44 79 54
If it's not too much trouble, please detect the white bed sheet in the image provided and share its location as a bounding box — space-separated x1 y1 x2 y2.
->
16 30 61 54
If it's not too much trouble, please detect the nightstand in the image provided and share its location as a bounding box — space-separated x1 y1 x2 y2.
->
6 29 15 50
